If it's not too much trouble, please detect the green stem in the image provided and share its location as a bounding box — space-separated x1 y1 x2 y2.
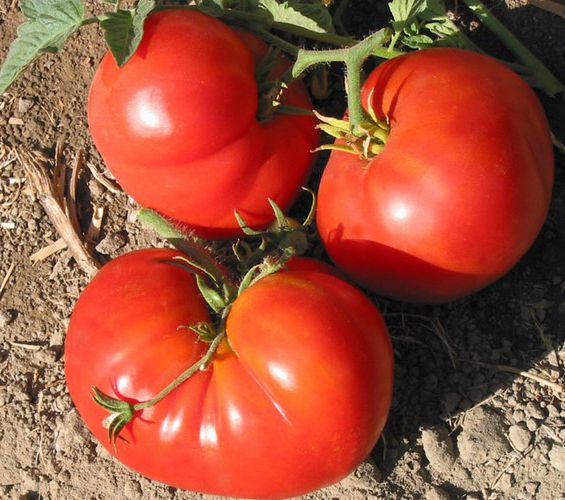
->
137 208 237 298
80 16 100 27
460 0 565 97
134 331 226 411
292 28 393 131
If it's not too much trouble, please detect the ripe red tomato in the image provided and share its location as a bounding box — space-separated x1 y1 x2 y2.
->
317 48 554 303
88 10 318 238
65 249 393 498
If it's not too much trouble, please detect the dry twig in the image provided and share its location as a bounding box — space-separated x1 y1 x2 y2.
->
16 149 101 277
29 238 67 263
66 148 84 235
0 262 16 301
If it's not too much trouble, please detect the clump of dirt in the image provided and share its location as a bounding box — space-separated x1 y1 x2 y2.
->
0 0 564 499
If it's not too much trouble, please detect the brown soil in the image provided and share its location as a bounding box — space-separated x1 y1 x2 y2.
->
0 1 564 499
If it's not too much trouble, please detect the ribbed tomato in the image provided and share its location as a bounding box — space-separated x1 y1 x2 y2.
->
88 10 318 238
65 249 393 498
317 48 554 303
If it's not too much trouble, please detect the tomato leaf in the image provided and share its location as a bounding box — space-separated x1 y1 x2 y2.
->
99 0 156 67
257 0 334 34
388 0 428 33
0 0 84 94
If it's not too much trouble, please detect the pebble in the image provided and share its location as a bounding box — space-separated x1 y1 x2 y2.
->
512 409 525 423
508 424 532 452
17 98 34 114
548 445 565 472
525 418 539 432
457 407 511 464
421 426 456 473
525 402 546 420
546 404 559 418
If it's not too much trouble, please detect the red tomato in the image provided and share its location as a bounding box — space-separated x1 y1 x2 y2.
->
317 48 554 303
65 249 393 499
88 10 318 238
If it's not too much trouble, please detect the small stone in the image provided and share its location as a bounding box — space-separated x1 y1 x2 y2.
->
457 407 511 464
548 445 565 472
526 418 539 432
425 485 451 500
17 98 34 114
512 409 525 423
95 230 129 255
422 426 456 473
8 117 24 125
525 402 546 420
546 404 559 418
508 424 532 452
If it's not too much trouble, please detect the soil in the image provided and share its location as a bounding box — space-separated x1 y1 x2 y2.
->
1 1 564 499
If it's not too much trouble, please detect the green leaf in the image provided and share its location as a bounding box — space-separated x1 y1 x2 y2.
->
258 0 334 34
402 33 434 49
99 0 156 67
0 0 84 94
388 0 428 33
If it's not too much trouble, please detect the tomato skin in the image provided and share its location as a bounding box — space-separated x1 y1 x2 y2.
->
65 251 393 499
88 10 318 238
317 48 554 303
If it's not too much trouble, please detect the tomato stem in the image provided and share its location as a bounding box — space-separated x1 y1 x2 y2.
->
91 329 227 447
138 209 238 300
134 330 226 411
460 0 564 97
292 28 393 133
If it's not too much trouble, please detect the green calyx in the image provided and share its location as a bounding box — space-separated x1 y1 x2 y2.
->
314 106 390 159
233 188 316 269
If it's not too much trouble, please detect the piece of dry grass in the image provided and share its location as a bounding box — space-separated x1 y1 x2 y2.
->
29 238 67 263
16 149 101 277
0 262 16 301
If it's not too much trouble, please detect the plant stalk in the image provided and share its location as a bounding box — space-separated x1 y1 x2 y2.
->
292 28 393 132
137 208 237 298
460 0 565 97
134 331 226 411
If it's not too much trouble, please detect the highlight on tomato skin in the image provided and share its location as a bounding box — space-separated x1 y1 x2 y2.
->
317 47 554 304
64 250 394 499
87 9 319 239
